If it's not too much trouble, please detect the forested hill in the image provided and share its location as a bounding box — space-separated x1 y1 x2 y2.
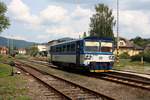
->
130 37 150 47
0 36 36 48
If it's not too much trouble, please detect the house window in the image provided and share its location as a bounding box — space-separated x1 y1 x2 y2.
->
120 41 124 46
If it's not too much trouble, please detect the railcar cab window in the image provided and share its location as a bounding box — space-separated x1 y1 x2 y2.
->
84 41 113 52
101 42 113 52
84 41 99 52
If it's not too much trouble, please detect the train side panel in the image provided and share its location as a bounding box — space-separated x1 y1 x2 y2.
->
52 54 76 63
50 37 115 72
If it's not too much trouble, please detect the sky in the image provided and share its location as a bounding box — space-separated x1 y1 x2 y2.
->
1 0 150 43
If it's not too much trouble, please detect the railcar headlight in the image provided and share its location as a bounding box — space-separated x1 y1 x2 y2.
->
109 55 115 60
85 55 92 60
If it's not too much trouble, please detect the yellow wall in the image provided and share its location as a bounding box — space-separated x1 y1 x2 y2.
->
114 39 143 56
114 48 142 56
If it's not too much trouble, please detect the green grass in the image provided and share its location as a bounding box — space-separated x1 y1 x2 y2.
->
15 55 29 60
114 59 150 67
0 55 14 64
0 63 30 100
114 59 150 74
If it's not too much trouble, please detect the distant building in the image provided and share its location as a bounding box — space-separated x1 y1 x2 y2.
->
35 44 48 56
114 37 143 56
0 46 8 55
18 48 26 54
37 44 47 52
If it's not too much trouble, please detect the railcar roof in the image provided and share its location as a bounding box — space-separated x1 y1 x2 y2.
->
51 37 113 47
50 39 79 46
84 37 113 41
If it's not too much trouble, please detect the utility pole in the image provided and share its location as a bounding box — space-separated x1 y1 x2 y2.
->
7 34 10 55
116 0 120 64
12 35 14 54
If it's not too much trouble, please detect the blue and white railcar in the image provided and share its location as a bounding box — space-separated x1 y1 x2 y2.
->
50 37 115 72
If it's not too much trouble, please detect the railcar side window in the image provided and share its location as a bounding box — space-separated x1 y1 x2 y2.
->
70 44 75 52
67 44 70 52
63 45 66 52
60 46 62 53
58 46 61 52
51 47 53 52
53 47 56 53
56 47 59 52
54 47 56 53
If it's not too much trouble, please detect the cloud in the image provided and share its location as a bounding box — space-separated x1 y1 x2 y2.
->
8 0 41 26
119 0 150 11
7 0 150 42
71 5 92 18
119 10 150 37
44 5 92 39
8 0 150 41
46 26 72 34
8 0 70 30
40 5 68 23
8 0 69 28
7 0 93 42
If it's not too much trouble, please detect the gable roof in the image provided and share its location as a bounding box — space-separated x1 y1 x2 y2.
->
118 37 143 50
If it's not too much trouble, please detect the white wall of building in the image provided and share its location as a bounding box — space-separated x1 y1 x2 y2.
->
37 45 47 52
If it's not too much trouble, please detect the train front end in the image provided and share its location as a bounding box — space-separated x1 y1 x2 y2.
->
82 37 115 72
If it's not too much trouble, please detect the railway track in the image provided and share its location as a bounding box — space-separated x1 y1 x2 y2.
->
113 69 150 76
92 73 150 91
15 61 114 100
17 68 66 100
15 62 71 100
17 59 150 91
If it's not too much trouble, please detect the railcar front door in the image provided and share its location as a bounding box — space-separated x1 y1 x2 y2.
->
76 41 80 65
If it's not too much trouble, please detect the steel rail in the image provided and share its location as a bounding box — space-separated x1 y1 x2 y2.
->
15 63 72 100
17 59 150 91
15 61 115 100
95 73 150 91
112 69 150 76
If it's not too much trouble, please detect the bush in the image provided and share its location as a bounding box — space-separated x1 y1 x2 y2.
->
131 54 142 61
0 55 2 58
119 52 130 59
9 61 15 66
131 51 150 63
144 51 150 62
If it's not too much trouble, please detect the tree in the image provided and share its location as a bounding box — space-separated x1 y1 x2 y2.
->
26 46 38 57
82 32 87 38
0 2 10 33
130 36 150 47
89 4 115 38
